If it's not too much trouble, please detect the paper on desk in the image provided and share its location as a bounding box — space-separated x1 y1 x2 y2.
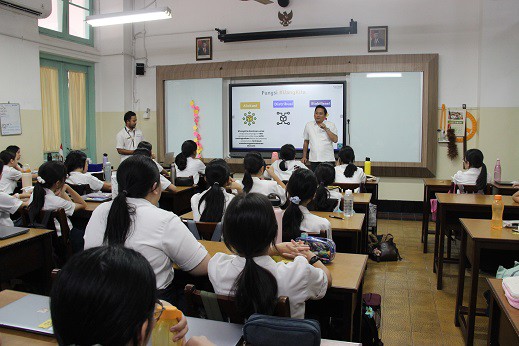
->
503 220 519 228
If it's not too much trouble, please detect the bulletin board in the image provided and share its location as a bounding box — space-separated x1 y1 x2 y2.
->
0 103 22 136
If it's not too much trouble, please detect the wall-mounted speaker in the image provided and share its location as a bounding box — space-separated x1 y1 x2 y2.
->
136 63 145 76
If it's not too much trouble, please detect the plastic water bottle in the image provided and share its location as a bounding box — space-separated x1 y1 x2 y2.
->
364 157 371 175
104 162 111 182
152 306 184 346
102 153 108 167
271 151 279 162
343 189 354 218
170 163 176 183
491 195 504 230
494 159 501 183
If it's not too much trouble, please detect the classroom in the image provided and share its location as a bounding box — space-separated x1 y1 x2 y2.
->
0 0 518 345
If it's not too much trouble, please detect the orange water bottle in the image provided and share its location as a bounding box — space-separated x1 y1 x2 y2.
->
152 305 184 346
491 195 504 230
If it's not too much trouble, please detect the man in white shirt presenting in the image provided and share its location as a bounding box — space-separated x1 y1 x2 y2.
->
116 111 144 162
301 105 338 171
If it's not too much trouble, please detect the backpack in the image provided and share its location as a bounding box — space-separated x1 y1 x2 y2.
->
368 233 402 262
361 293 383 346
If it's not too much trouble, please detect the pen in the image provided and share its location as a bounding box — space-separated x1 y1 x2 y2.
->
329 215 344 220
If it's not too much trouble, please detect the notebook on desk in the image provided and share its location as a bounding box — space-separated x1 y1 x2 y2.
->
495 180 517 186
0 226 29 240
0 294 53 336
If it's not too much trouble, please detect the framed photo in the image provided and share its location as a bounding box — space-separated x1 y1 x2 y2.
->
368 26 388 53
196 36 212 61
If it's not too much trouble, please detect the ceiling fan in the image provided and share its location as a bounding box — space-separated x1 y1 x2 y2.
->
240 0 290 6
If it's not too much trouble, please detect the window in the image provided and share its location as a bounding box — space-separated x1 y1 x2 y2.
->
38 0 93 45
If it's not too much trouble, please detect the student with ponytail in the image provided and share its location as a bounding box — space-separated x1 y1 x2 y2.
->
209 193 331 319
265 144 307 181
282 169 332 242
0 160 28 226
133 147 178 193
238 152 286 204
174 140 206 184
190 159 242 222
334 146 366 184
84 155 210 304
65 150 111 192
453 148 490 192
313 163 342 212
29 161 87 252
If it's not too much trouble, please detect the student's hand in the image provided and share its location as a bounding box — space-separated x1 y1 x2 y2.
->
228 181 242 191
170 314 188 342
301 156 307 164
301 250 317 262
513 183 519 189
186 336 215 346
278 240 311 259
265 165 275 176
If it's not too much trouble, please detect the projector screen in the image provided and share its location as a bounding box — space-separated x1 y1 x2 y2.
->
229 82 345 153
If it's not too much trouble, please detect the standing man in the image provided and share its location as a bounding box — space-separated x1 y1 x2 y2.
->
116 111 144 162
301 105 338 171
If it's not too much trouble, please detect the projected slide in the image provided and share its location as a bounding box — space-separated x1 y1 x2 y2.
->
229 82 345 152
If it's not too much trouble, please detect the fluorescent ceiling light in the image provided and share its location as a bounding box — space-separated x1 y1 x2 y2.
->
366 73 402 78
86 7 172 27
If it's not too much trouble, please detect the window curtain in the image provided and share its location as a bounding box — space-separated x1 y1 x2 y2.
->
68 71 87 149
40 66 61 152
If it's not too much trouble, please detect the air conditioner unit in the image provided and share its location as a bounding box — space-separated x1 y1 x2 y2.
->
0 0 51 18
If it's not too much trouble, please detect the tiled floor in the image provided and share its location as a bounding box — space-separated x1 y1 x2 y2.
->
364 218 491 346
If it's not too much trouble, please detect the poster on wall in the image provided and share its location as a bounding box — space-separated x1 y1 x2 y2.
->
447 108 466 137
0 103 22 136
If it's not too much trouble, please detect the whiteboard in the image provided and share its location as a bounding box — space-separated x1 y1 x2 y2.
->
0 103 22 136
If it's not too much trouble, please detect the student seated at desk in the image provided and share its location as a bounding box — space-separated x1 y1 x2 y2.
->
0 150 22 194
134 148 178 193
84 155 210 305
138 141 168 175
174 140 206 185
29 161 87 253
209 193 331 319
64 150 111 192
190 159 242 222
334 146 366 185
0 160 28 226
282 169 332 241
51 246 213 346
265 144 307 181
452 148 490 192
314 163 342 212
236 152 286 204
5 145 23 171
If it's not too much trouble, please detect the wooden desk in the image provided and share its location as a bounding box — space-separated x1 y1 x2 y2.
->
491 182 518 196
486 278 519 346
454 219 519 345
198 240 368 342
332 181 379 233
159 186 196 215
434 194 519 290
422 179 452 253
0 229 53 294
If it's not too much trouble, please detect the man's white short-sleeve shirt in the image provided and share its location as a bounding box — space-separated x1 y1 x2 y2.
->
303 121 337 162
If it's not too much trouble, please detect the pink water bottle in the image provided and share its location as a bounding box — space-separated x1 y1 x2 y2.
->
494 159 501 183
271 152 279 162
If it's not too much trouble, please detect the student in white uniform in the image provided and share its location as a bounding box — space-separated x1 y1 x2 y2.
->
301 105 338 171
28 161 87 253
334 146 366 184
5 145 24 172
313 163 342 212
137 141 168 175
282 169 332 241
174 140 206 185
0 160 27 226
133 148 178 193
84 155 210 305
0 150 22 194
191 159 242 222
452 148 490 192
116 111 144 162
237 152 286 204
209 193 331 319
265 144 307 182
65 150 111 192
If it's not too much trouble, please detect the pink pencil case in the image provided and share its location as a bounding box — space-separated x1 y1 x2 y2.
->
502 280 519 310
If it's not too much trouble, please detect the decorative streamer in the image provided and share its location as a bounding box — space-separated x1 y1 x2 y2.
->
190 100 203 158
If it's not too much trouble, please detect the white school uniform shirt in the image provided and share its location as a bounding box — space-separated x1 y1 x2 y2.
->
175 157 206 185
334 164 366 184
116 126 144 162
84 198 208 289
0 192 22 227
264 159 308 181
452 167 491 186
208 253 328 319
191 188 235 222
150 159 172 191
66 171 104 192
299 205 332 239
0 166 22 194
29 188 75 236
303 120 337 162
237 177 286 205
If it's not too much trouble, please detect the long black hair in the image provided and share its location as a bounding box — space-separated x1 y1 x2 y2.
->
0 150 15 164
64 150 87 174
224 193 278 318
464 149 487 191
338 146 358 178
282 169 318 241
104 155 160 245
29 161 68 222
242 152 265 193
50 246 156 346
175 140 197 171
279 144 296 171
198 159 231 222
313 163 337 211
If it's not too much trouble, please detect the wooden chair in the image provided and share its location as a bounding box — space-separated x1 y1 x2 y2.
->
183 220 222 241
68 184 92 196
184 284 290 324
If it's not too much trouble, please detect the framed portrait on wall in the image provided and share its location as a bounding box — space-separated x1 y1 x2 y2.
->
368 26 388 53
196 36 212 61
